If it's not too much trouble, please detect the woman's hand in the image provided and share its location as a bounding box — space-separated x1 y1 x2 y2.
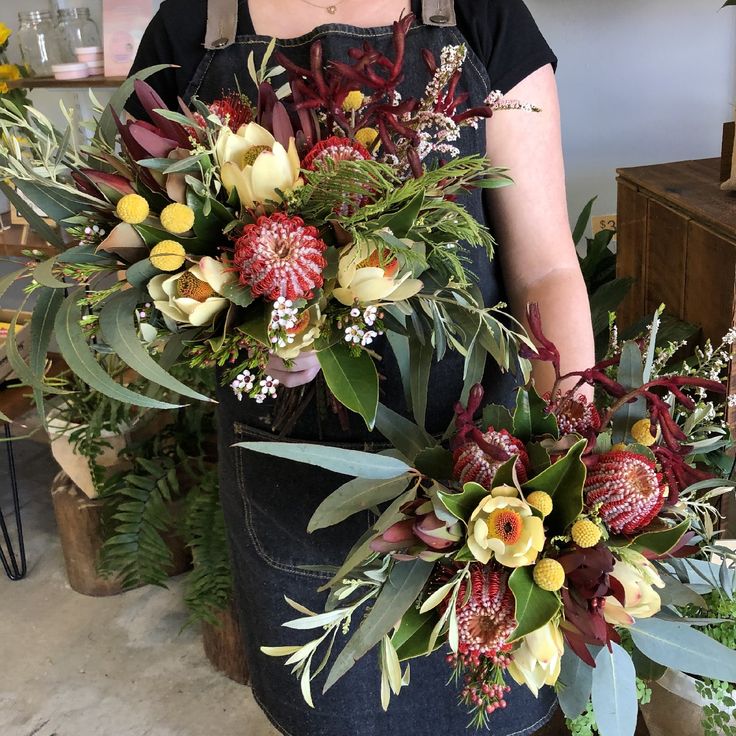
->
265 350 322 388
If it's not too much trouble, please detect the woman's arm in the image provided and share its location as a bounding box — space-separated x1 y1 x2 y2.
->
485 64 595 397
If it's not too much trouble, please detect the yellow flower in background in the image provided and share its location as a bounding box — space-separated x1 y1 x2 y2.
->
0 63 21 95
342 90 364 112
0 23 12 49
508 620 565 697
467 494 545 568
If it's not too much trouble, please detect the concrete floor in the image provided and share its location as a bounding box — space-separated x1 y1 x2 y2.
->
0 435 281 736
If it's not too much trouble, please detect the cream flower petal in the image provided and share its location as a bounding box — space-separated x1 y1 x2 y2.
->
287 137 301 176
160 273 182 298
148 273 170 301
199 256 236 294
473 518 489 548
171 297 202 316
386 278 424 301
332 288 357 306
189 298 229 326
240 122 276 148
155 300 189 323
351 278 396 303
467 536 492 565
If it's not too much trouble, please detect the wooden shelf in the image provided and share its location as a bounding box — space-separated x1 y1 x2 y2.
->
7 76 125 90
0 224 56 257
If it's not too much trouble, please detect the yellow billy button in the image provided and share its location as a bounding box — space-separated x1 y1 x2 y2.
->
571 519 602 548
355 127 379 149
533 558 565 592
631 418 659 447
342 90 365 112
116 193 149 225
526 491 553 518
611 442 628 452
160 203 195 235
150 240 186 272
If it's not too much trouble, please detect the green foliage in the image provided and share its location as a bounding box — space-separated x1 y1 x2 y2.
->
182 463 233 627
508 567 560 642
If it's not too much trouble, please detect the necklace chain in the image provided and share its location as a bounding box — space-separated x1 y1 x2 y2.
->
294 0 347 13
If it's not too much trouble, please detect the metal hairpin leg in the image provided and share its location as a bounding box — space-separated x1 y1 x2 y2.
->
0 421 26 580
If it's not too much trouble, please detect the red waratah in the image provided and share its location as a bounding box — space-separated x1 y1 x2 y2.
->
233 213 327 301
453 428 530 488
301 136 371 170
584 451 667 534
443 565 515 716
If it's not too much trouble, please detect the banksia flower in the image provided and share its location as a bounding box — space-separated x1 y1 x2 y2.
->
526 491 553 518
233 213 327 301
571 519 602 548
547 392 601 436
453 428 530 488
301 135 371 170
208 92 254 132
444 565 515 721
584 451 667 534
533 558 565 592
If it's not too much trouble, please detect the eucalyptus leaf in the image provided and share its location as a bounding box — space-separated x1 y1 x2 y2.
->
612 342 646 443
590 642 638 736
408 324 433 430
323 559 433 692
236 441 412 479
557 648 594 719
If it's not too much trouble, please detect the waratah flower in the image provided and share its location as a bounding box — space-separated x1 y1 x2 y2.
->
301 135 371 170
216 122 301 209
333 237 423 306
148 256 235 327
453 428 530 488
445 565 515 716
233 213 327 301
603 553 665 626
467 495 545 568
508 620 564 697
546 392 601 436
585 451 667 534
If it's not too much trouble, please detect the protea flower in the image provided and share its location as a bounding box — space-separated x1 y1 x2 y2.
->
443 565 515 718
584 451 667 534
233 213 327 301
301 135 372 170
453 428 530 488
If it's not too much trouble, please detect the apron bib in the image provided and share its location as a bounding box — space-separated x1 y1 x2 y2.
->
192 2 557 732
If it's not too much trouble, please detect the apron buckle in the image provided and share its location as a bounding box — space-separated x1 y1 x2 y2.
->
422 0 457 27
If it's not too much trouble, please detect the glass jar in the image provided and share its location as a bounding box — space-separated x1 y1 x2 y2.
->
17 10 65 77
58 8 100 63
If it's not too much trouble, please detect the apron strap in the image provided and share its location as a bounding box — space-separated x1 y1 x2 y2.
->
421 0 457 27
204 0 239 50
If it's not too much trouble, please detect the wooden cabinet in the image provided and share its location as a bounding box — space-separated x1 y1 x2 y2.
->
616 157 736 345
616 158 736 531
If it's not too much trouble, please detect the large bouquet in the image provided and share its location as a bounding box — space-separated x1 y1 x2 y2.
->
241 308 736 733
0 14 533 427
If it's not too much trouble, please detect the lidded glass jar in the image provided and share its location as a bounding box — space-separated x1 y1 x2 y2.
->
58 8 100 62
17 10 64 77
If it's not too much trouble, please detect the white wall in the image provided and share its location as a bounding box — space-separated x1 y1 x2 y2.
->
1 0 734 222
529 0 736 219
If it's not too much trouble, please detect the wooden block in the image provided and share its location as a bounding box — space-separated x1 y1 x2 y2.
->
722 122 735 184
616 181 648 328
201 601 250 685
644 200 688 317
683 221 736 343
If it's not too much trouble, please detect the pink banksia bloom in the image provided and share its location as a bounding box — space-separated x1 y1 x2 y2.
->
453 428 530 488
233 213 327 301
301 135 372 170
546 392 601 436
584 451 667 534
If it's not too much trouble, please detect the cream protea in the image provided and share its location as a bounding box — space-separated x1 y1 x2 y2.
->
445 565 515 718
453 428 530 488
467 495 545 568
507 620 564 696
585 451 667 534
603 552 665 626
301 135 371 170
233 213 327 301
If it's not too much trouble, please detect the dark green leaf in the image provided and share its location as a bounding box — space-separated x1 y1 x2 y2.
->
375 403 434 462
438 481 489 523
631 646 667 681
392 605 441 661
220 282 254 308
377 192 424 238
481 403 514 433
126 259 160 289
324 559 433 691
523 437 587 531
29 287 66 421
0 181 64 247
33 257 68 289
318 343 378 430
513 386 558 442
414 446 454 480
408 324 433 430
629 519 690 556
508 566 560 641
572 197 596 246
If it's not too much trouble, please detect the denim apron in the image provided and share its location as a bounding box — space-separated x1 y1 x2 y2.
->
185 1 557 733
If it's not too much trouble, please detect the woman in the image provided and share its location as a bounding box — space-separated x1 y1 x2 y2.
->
130 1 594 734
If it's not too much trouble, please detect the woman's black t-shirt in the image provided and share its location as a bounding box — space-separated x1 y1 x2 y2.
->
126 0 557 117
